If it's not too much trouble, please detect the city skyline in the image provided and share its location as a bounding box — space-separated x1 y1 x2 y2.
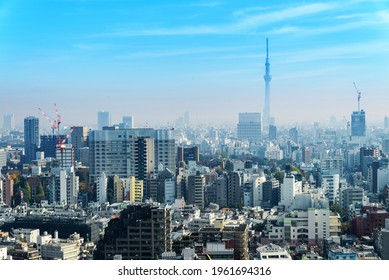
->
1 0 389 128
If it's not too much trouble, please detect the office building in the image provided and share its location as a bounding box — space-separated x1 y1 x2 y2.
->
24 116 40 163
40 135 65 158
351 110 366 137
70 126 89 163
94 203 173 260
56 144 74 169
289 127 298 144
122 116 134 129
97 111 111 130
89 128 175 183
237 113 262 142
177 146 200 165
269 124 277 140
3 114 15 131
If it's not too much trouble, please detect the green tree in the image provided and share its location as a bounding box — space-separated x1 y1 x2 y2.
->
33 184 45 203
23 182 31 202
274 171 285 184
330 204 343 217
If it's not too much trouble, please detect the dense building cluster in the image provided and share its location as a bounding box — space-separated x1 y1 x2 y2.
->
0 108 389 261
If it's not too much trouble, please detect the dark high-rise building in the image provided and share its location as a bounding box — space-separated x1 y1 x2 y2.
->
40 135 66 158
351 110 366 137
227 171 241 208
94 203 172 260
177 146 200 165
132 136 155 181
24 116 39 163
187 172 205 209
262 178 280 208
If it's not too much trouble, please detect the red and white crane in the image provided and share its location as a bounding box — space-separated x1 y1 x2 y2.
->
38 107 57 135
54 103 62 136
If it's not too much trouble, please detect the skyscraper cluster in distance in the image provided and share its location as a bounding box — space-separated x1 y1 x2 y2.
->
0 39 389 262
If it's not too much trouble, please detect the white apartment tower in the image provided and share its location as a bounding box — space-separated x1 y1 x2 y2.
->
322 174 340 206
280 172 302 210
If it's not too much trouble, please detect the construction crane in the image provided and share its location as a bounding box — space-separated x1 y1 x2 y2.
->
54 103 62 136
353 82 362 112
38 108 57 135
54 103 61 135
56 126 75 168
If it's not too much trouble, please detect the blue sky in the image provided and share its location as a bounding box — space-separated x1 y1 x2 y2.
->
0 0 388 129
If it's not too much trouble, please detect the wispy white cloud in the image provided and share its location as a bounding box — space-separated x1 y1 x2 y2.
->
117 46 251 59
91 2 341 37
276 41 389 64
267 10 389 36
235 3 339 31
214 41 389 63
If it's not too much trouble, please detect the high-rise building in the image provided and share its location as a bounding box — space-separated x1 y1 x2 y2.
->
351 110 366 137
89 127 175 183
3 114 15 131
97 111 111 130
177 146 200 165
96 172 108 205
24 116 40 163
384 116 389 133
0 149 7 170
322 174 340 206
227 171 241 208
55 144 74 169
94 203 172 260
128 176 143 203
269 124 277 140
279 168 302 210
289 127 298 144
130 136 154 181
187 172 205 209
40 134 67 158
70 126 89 163
122 116 134 129
48 170 79 205
237 113 262 142
3 175 14 206
263 38 272 130
184 111 190 126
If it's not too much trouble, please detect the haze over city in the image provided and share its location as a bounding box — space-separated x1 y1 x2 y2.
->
1 0 388 128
